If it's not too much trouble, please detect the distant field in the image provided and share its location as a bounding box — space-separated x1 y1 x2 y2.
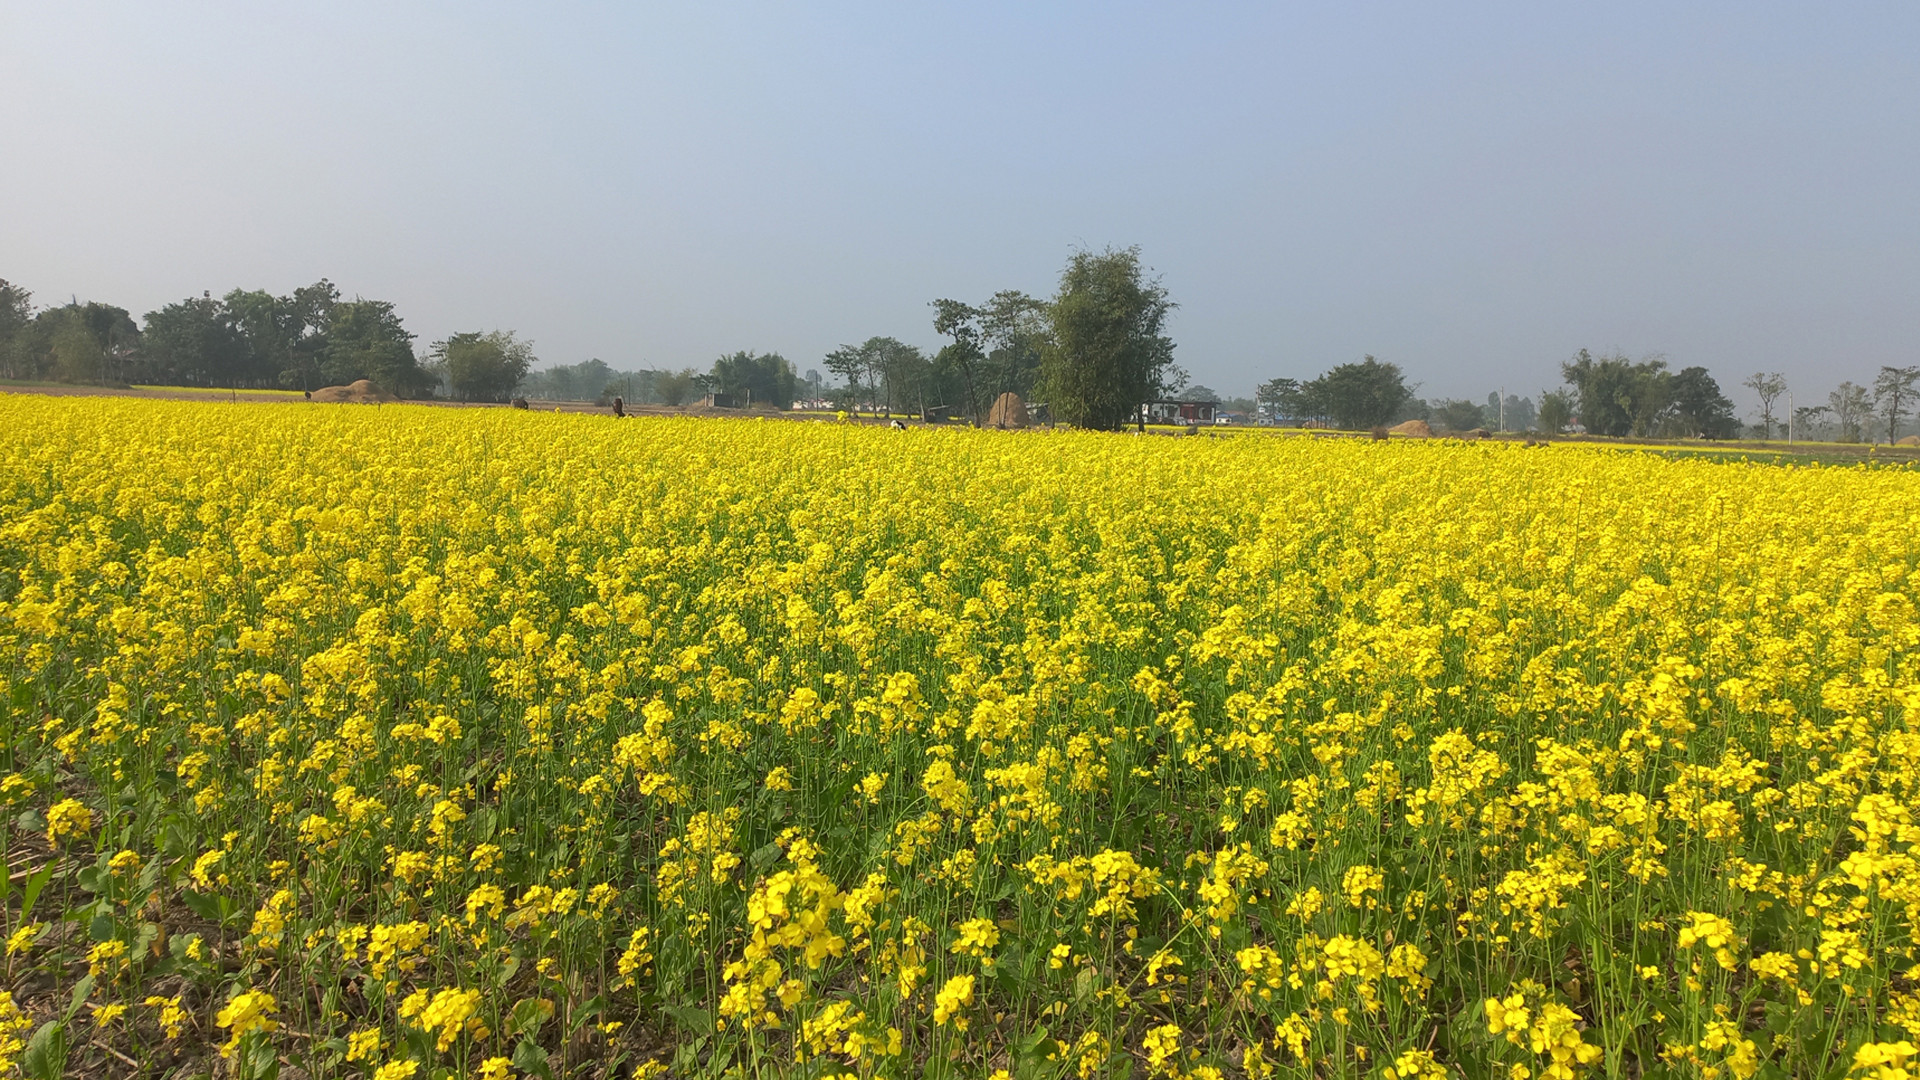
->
130 384 308 398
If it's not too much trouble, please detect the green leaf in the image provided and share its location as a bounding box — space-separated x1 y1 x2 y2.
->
64 975 96 1023
511 1038 553 1079
21 1020 67 1080
749 841 783 872
510 997 555 1037
19 864 53 921
567 995 605 1035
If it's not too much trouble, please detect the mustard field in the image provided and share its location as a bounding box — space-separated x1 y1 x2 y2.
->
2 395 1919 1080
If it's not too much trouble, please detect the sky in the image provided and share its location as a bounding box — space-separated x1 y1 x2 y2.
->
3 2 1917 412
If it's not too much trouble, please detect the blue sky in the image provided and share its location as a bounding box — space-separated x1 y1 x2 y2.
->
3 2 1916 411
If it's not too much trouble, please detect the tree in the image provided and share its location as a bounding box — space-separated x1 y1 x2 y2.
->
1184 384 1221 404
1830 381 1870 442
323 299 427 396
1561 350 1671 437
223 280 337 390
1537 389 1574 434
49 311 106 383
976 291 1048 402
710 350 798 409
1255 377 1305 424
0 279 32 380
1667 366 1740 439
932 291 1049 422
1432 398 1486 433
433 330 536 402
35 302 139 384
1305 356 1412 430
1743 372 1786 440
655 368 701 406
142 295 251 386
930 300 986 420
1792 404 1831 441
1039 247 1177 431
1874 365 1920 443
823 343 871 410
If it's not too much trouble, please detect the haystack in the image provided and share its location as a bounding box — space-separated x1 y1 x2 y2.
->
986 392 1029 429
1463 427 1491 439
1388 419 1432 438
1898 435 1920 447
310 379 396 404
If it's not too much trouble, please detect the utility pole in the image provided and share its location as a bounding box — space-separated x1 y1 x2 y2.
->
1499 387 1507 432
1787 391 1793 446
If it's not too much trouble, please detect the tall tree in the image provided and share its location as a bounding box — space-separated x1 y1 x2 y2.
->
223 280 337 390
142 295 251 386
0 279 32 380
1433 398 1486 433
1792 404 1831 441
1667 366 1740 439
1561 350 1671 437
1039 247 1177 431
930 299 986 420
1255 377 1305 424
654 368 701 406
323 299 426 396
1306 356 1412 430
1830 381 1870 443
1537 389 1574 434
432 330 537 402
1743 371 1786 440
1874 365 1920 443
822 343 871 410
710 350 798 409
35 303 139 384
932 292 1049 422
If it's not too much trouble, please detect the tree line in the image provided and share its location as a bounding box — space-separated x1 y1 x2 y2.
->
17 260 1893 439
1254 349 1920 443
1 246 1183 427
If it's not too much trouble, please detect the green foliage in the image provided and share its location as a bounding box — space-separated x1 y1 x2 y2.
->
434 330 538 403
709 350 797 409
1667 366 1740 439
1537 389 1575 434
823 338 927 415
141 296 251 387
0 279 33 381
1039 247 1177 430
1874 365 1920 442
1743 371 1787 439
1309 356 1413 430
1431 398 1486 433
1561 352 1741 439
1830 381 1871 442
323 299 427 397
222 280 338 390
1560 349 1671 437
932 293 1048 422
654 367 703 406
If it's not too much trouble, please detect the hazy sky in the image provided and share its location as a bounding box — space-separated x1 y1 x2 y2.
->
4 3 1916 410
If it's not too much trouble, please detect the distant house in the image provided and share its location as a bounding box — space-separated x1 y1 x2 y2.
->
1142 400 1216 424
